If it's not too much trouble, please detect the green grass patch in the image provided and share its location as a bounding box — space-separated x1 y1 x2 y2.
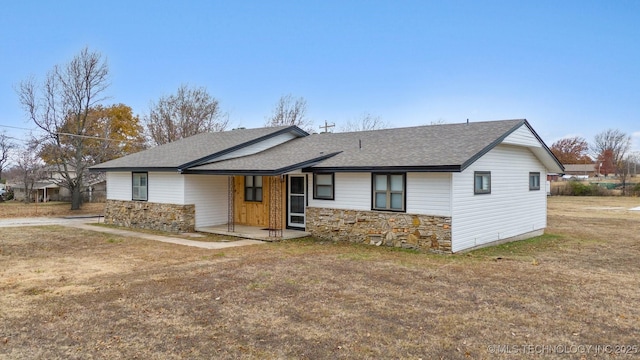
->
467 233 564 259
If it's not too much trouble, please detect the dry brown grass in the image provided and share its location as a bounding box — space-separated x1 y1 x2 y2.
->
0 201 105 218
1 196 639 359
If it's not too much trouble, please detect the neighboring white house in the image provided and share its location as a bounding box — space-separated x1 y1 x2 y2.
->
11 166 106 203
90 119 564 253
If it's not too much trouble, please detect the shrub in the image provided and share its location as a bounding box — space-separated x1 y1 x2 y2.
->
553 180 612 196
568 181 591 196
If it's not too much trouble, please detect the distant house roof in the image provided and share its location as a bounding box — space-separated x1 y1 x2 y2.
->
11 181 60 190
563 164 596 173
92 119 564 175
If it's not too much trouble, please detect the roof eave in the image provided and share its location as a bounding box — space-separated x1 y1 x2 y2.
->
178 126 309 170
89 167 180 172
182 151 341 176
301 165 463 173
521 120 565 172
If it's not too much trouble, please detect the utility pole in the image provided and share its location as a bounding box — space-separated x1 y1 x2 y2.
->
319 120 335 133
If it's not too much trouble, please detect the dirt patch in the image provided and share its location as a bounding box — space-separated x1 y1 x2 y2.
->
1 196 639 358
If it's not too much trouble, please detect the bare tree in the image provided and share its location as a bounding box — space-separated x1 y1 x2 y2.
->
145 84 228 146
14 146 44 203
340 112 388 132
0 131 16 181
17 47 109 210
591 129 631 176
265 94 313 133
628 151 640 177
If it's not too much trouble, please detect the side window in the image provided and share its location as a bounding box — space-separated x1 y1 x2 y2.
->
529 172 541 190
372 173 405 211
313 173 334 200
132 172 148 201
245 175 263 202
474 171 491 194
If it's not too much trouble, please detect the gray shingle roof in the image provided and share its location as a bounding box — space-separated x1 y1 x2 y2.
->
93 119 563 174
186 119 554 174
90 126 303 171
302 119 526 170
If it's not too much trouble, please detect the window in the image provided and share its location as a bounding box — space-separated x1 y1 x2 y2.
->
313 173 334 200
474 171 491 194
529 172 541 190
132 172 148 201
245 175 263 202
372 173 405 211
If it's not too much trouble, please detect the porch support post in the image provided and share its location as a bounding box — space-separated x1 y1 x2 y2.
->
227 175 235 232
269 175 283 238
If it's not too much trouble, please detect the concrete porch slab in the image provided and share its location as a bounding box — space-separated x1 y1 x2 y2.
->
196 224 310 241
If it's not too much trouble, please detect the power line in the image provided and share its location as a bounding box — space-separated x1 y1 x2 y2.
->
0 124 34 131
56 132 145 145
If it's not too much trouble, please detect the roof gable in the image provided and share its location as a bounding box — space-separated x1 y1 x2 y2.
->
500 121 564 173
90 126 307 171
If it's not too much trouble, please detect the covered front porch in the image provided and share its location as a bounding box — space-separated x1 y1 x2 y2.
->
219 174 308 240
196 224 310 241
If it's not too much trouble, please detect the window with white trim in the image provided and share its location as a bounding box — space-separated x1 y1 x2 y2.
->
313 173 334 200
529 172 541 190
474 171 491 194
245 175 263 202
372 173 405 211
132 172 148 201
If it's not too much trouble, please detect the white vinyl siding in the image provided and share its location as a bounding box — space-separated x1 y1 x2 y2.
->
106 172 132 200
308 173 371 210
185 175 229 228
406 173 451 216
451 144 547 252
502 125 542 147
147 172 185 204
214 132 297 161
107 171 185 204
308 172 451 216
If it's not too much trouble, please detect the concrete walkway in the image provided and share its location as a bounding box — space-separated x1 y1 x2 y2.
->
0 216 266 250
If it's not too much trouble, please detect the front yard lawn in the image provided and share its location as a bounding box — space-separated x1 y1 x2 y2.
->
1 196 639 358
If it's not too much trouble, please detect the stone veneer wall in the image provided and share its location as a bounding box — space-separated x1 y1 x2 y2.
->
306 207 452 253
104 199 195 233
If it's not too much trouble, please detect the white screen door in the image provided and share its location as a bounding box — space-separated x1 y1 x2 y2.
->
288 175 306 228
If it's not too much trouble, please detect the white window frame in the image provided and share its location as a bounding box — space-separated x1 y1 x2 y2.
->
132 172 148 201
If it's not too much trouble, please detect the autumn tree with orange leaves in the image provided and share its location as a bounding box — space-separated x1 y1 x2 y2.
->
550 137 591 164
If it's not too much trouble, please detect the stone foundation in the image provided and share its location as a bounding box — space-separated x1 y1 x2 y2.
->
306 207 452 253
104 200 195 233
